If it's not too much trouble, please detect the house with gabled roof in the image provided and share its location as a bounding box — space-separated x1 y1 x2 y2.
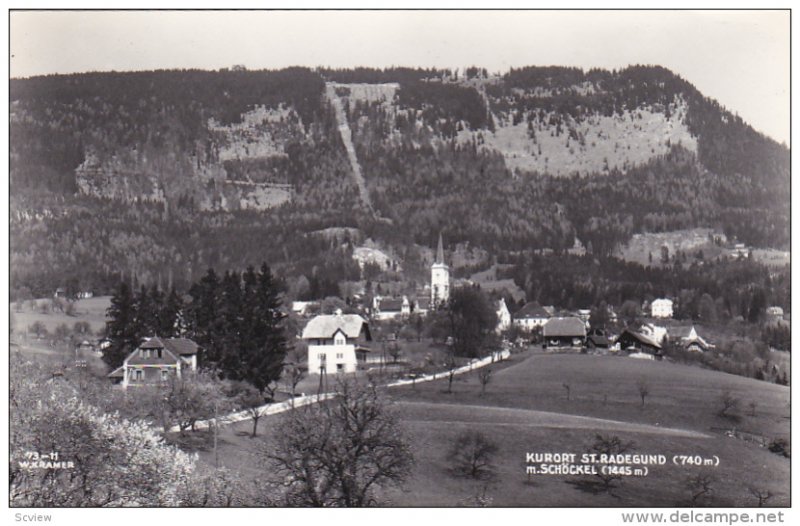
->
108 336 199 388
496 298 511 333
543 316 586 348
668 325 714 352
372 295 411 321
302 313 372 374
514 301 552 332
617 329 663 358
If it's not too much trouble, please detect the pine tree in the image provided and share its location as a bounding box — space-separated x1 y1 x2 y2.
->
187 268 222 367
159 287 184 337
104 282 137 369
243 263 290 395
218 270 244 376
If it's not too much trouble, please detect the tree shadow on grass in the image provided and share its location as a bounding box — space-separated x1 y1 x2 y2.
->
565 479 622 499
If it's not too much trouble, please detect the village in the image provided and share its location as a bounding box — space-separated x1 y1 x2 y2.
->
14 233 788 393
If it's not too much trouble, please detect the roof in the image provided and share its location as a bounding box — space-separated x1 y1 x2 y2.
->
652 298 673 306
587 334 610 346
667 326 695 339
163 338 199 356
302 314 369 340
140 336 166 349
543 317 586 337
516 302 551 319
126 347 180 365
378 298 404 312
619 329 662 350
107 366 124 378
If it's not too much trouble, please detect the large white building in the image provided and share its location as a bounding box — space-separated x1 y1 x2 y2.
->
302 314 372 374
431 233 450 308
650 298 674 319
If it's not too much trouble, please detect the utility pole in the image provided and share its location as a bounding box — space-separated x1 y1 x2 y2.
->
213 399 219 468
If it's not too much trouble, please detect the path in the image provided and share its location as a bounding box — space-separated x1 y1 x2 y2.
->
325 83 376 216
172 349 511 433
398 401 711 439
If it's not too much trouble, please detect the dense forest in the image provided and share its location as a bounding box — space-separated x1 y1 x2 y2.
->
9 65 790 301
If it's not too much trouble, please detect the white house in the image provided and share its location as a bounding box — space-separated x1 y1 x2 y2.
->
496 298 511 334
650 298 674 319
668 325 714 352
513 301 551 331
107 337 199 388
302 314 372 374
640 322 668 344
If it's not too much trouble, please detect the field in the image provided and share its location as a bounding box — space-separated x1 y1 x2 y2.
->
197 351 790 507
11 296 111 337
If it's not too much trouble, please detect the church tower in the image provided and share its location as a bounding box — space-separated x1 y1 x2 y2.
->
431 232 450 308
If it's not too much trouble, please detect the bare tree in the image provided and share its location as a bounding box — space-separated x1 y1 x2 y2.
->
637 379 650 407
447 361 458 394
563 382 571 401
748 487 773 507
283 345 307 402
686 473 714 505
478 368 492 395
718 390 740 418
458 484 494 507
227 381 267 438
388 342 402 363
587 434 636 493
447 430 499 481
264 380 413 507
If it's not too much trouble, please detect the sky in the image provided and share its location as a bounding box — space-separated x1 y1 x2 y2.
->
8 9 791 144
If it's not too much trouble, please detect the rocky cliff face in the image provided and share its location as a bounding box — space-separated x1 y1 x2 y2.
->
74 104 304 211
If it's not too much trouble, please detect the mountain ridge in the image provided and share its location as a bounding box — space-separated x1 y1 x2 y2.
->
9 65 789 297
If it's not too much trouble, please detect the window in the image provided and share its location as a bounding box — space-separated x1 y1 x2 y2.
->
157 349 162 359
336 353 344 359
336 364 344 372
161 369 169 381
134 369 143 381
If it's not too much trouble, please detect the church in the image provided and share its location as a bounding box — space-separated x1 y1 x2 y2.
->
430 233 450 308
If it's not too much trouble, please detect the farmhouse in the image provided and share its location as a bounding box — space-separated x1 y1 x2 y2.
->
108 337 199 388
514 301 551 331
303 313 372 374
617 329 662 357
668 325 714 352
650 298 673 318
543 317 586 348
639 322 668 344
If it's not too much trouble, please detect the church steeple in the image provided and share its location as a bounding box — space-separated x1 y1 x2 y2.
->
431 231 450 308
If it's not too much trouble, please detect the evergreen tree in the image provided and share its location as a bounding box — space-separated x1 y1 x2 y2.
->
187 269 222 367
104 282 137 369
447 285 498 358
218 270 244 376
159 287 184 337
242 263 290 395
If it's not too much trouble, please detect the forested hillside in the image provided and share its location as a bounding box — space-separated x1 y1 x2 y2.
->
9 66 789 299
